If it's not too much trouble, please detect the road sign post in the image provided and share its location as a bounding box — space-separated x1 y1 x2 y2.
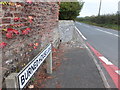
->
46 51 52 74
5 44 52 89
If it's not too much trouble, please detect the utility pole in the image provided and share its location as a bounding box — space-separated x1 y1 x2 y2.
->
98 0 102 16
118 1 120 14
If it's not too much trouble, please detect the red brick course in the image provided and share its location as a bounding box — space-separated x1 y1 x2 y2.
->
0 2 59 86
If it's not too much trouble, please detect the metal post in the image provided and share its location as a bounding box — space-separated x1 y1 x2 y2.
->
5 73 18 90
46 51 52 74
98 0 102 16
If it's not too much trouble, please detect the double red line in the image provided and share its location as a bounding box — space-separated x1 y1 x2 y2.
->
87 42 120 89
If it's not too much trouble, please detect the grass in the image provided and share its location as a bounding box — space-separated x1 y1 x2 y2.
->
76 21 119 31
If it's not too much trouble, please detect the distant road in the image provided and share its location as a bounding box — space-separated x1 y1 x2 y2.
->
75 22 118 67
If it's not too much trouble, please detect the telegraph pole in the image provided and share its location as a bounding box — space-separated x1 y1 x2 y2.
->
98 0 102 16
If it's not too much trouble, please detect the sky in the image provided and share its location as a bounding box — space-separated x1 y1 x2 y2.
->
79 0 119 17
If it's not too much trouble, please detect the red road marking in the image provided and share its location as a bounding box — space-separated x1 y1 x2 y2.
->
86 42 120 89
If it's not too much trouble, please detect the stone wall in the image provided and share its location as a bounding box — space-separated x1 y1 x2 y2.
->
58 20 84 47
59 20 75 42
0 2 59 87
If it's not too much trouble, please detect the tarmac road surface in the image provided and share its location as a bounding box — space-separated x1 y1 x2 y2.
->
75 22 119 67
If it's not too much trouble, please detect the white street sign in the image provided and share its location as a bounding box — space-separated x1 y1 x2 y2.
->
17 44 52 89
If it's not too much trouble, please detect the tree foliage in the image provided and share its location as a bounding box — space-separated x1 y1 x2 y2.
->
59 1 84 20
76 14 119 30
76 14 119 25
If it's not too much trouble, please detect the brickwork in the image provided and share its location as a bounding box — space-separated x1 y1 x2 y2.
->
0 2 59 86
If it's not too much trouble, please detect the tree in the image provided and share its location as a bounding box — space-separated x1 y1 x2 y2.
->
59 1 84 20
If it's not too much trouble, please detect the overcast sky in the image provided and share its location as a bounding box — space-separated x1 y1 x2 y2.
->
79 0 119 17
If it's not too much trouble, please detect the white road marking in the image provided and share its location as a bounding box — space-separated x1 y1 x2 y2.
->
85 25 90 28
76 22 119 37
115 70 120 75
96 29 119 37
76 22 90 28
75 27 87 40
76 22 81 25
85 44 110 88
99 56 113 65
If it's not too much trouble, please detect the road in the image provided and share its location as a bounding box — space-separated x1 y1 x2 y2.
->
75 22 118 67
